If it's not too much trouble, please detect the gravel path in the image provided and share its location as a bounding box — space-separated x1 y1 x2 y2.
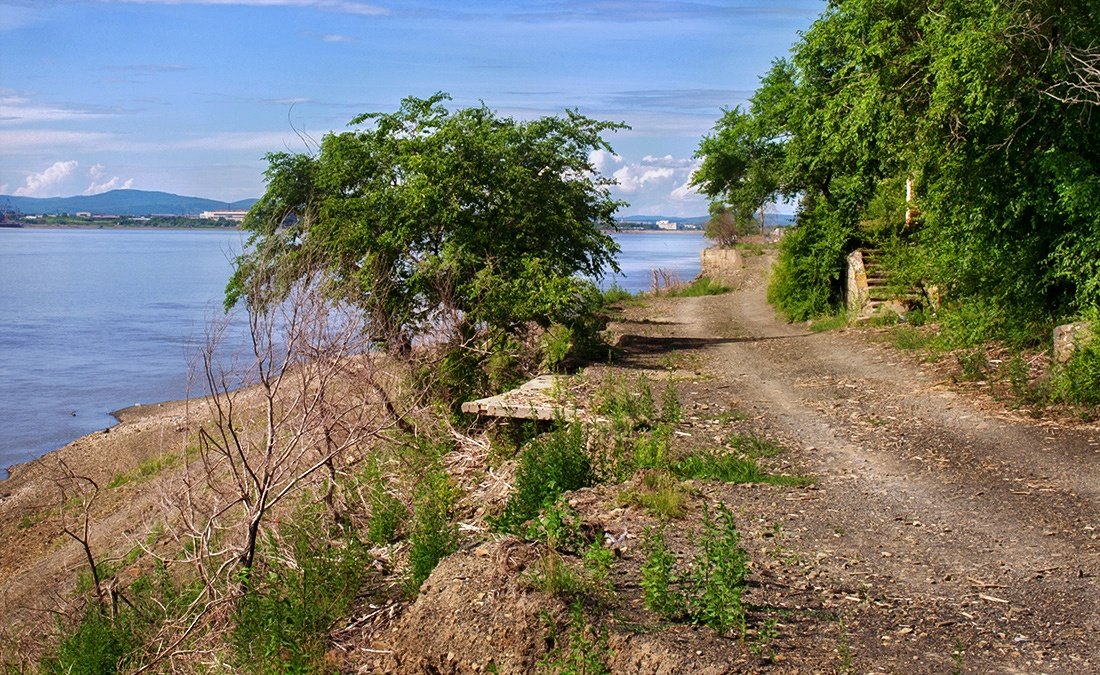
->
618 254 1099 673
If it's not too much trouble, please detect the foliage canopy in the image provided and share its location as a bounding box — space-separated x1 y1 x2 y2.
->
228 93 625 352
695 0 1100 332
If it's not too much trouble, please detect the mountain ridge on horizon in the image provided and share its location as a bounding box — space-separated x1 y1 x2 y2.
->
0 189 257 217
0 189 794 225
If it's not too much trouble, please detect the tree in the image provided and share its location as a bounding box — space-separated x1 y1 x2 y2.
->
227 94 626 355
696 0 1100 329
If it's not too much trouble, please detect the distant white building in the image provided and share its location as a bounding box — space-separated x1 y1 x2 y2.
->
199 210 248 222
656 219 677 231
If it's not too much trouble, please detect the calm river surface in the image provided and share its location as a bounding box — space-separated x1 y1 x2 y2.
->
0 228 706 468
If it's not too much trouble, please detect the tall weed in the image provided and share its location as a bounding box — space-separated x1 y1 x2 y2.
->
493 424 593 534
234 502 371 672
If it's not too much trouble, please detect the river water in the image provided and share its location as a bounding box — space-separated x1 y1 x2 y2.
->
0 228 707 467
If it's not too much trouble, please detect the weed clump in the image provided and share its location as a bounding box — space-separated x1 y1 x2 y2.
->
493 424 593 534
406 469 459 594
640 505 750 635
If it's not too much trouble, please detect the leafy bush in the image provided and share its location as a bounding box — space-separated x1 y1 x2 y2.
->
406 469 459 594
640 527 684 620
767 208 853 321
493 424 593 534
640 505 750 634
357 458 406 546
43 604 142 675
538 602 612 675
234 504 371 672
1052 327 1100 406
540 324 575 373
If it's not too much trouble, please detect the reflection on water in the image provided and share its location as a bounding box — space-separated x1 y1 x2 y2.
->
0 228 708 467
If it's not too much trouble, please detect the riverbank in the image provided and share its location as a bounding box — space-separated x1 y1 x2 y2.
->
2 250 1098 671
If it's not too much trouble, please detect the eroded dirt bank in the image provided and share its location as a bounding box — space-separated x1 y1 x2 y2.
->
365 253 1097 673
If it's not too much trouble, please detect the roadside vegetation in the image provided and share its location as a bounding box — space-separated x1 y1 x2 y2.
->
692 1 1100 413
5 94 812 673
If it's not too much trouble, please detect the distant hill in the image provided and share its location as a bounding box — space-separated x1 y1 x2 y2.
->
0 190 257 217
619 213 797 227
619 215 710 226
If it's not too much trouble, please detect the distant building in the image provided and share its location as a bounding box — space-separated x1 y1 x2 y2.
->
76 211 92 218
656 219 677 231
199 210 248 222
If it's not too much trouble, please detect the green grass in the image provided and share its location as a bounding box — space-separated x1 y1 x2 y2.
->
640 505 750 635
492 424 593 534
600 283 638 306
234 505 372 673
620 471 688 520
809 314 848 332
887 324 938 351
662 277 731 298
672 449 810 486
107 453 181 489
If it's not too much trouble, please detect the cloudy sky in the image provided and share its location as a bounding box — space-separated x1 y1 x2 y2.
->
0 0 821 216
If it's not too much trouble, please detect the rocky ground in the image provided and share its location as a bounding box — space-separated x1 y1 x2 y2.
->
1 251 1096 673
352 252 1099 673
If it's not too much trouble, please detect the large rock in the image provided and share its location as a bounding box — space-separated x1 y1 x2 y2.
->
699 247 742 282
1053 322 1094 364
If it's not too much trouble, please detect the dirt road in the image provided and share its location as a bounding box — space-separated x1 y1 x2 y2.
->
615 254 1099 673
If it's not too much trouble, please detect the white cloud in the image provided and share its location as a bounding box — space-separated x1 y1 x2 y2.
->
106 0 389 16
0 96 112 124
589 148 622 174
13 160 79 197
85 176 134 194
0 184 8 194
170 130 317 152
84 164 134 194
320 34 355 42
0 129 117 152
612 165 675 193
642 154 695 167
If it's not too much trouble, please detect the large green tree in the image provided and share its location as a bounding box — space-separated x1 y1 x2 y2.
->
696 0 1100 333
227 94 625 353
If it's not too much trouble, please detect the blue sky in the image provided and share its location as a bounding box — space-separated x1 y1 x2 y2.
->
0 0 821 216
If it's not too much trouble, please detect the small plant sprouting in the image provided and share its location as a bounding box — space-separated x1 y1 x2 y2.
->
639 505 750 636
537 602 613 675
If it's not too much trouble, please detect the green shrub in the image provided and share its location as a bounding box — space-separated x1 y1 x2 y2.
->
688 505 749 634
659 378 682 424
594 374 656 427
357 458 406 546
42 561 199 674
1052 328 1100 406
538 602 612 675
639 506 749 635
767 207 853 321
632 425 672 472
662 277 731 298
43 604 141 675
640 527 684 620
493 424 593 534
406 470 459 594
541 324 575 373
234 504 371 672
600 284 636 305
